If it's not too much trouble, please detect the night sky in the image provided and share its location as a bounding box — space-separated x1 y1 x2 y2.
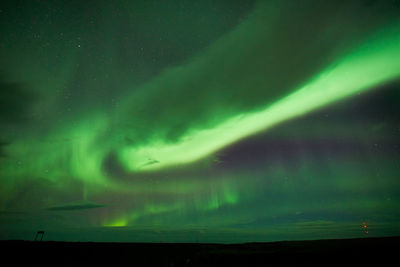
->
1 0 400 243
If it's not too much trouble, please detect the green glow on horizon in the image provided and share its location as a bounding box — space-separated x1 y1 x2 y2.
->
101 184 240 227
119 27 400 172
104 218 128 227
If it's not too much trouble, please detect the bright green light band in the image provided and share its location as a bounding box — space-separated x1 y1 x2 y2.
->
119 27 400 172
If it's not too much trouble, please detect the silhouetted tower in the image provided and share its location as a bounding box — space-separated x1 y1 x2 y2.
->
34 231 45 241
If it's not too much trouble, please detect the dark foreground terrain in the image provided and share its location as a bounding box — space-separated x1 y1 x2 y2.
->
1 236 398 266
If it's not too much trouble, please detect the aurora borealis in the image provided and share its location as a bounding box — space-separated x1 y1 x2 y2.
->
1 0 400 242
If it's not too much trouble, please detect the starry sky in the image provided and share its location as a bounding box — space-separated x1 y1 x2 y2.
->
1 0 400 243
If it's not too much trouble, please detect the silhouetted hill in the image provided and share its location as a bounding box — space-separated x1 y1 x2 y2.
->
1 236 398 266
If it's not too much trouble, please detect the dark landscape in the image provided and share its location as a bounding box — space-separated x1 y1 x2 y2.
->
1 236 398 266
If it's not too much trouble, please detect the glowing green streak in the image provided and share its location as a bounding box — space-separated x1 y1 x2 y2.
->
2 115 110 185
200 186 239 211
102 185 239 226
119 27 400 172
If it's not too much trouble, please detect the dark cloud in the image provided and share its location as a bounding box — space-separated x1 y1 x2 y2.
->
47 201 106 211
0 211 27 215
0 141 9 157
0 75 35 124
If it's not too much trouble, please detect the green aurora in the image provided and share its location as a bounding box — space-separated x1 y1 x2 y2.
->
1 0 400 242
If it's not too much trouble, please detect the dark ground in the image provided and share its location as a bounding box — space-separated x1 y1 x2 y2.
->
1 236 398 266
